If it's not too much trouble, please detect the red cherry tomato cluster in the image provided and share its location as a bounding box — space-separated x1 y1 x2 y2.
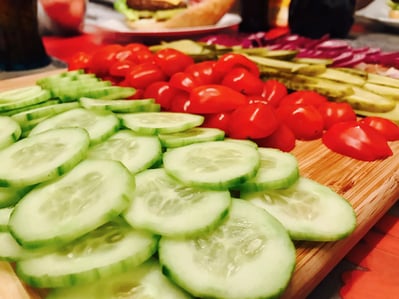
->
68 44 399 160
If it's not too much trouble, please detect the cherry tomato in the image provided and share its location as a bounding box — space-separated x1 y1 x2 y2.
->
278 90 328 108
201 112 232 133
88 44 124 76
116 46 155 65
169 72 201 93
213 53 260 79
254 124 296 152
143 81 177 110
184 61 219 85
228 102 279 139
108 60 135 78
169 90 192 113
277 104 324 140
322 121 393 161
188 84 248 114
122 43 154 64
126 62 166 89
221 67 264 96
360 116 399 141
261 79 288 107
154 48 194 77
68 51 92 71
124 43 151 53
318 102 357 130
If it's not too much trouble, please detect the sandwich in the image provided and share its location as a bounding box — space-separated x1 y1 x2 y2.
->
388 0 399 19
114 0 236 29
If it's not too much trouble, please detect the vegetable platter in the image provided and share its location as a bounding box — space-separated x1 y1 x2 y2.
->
1 69 399 299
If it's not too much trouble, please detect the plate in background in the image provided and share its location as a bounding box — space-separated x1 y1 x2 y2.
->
356 0 399 29
84 2 241 43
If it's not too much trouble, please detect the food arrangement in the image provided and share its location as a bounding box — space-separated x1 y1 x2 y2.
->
67 39 399 161
1 35 399 299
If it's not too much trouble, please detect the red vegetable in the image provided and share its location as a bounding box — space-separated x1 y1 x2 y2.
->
261 79 288 107
184 61 219 85
68 51 92 71
169 90 191 113
87 44 124 76
278 90 328 108
187 84 248 114
221 67 264 96
254 124 296 152
169 72 200 93
228 102 279 139
276 104 324 140
126 62 166 89
213 53 260 79
322 121 393 161
143 81 177 110
154 48 194 77
201 112 232 133
360 116 399 141
317 102 357 130
108 60 135 78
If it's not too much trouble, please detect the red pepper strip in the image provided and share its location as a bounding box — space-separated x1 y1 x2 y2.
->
340 269 399 299
345 241 399 274
362 230 399 256
373 214 399 238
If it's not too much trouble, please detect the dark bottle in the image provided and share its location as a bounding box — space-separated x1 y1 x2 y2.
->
0 0 51 71
239 0 269 32
288 0 356 39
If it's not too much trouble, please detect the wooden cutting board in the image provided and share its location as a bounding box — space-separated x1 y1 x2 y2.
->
1 70 399 299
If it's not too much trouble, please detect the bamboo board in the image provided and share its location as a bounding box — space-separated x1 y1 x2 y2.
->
1 70 399 299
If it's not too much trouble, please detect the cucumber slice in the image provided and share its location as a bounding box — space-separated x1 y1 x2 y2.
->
87 130 162 174
0 207 12 231
29 108 121 145
242 177 357 241
119 112 204 135
0 116 21 149
123 168 231 237
159 198 296 299
16 219 158 288
0 128 90 187
0 89 51 112
79 97 156 113
158 127 225 148
0 99 61 116
0 186 32 208
45 259 192 299
0 231 51 262
11 102 80 124
9 159 135 248
0 86 42 102
163 140 260 190
237 148 299 192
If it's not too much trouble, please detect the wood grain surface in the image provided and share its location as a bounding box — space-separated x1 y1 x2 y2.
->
1 70 399 299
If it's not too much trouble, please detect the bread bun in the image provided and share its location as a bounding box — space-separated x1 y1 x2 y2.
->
127 0 236 30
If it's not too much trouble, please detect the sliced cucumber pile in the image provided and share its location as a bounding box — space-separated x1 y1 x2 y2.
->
0 73 357 298
36 70 136 101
